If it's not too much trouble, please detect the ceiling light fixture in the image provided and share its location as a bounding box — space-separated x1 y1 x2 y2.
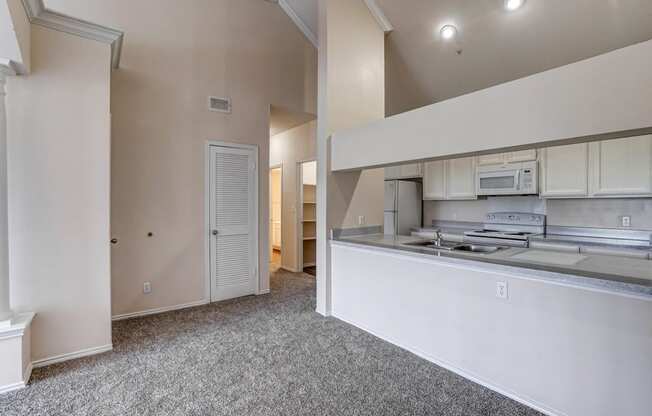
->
440 25 458 40
504 0 526 11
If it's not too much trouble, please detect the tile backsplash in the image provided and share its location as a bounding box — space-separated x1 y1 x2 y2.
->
424 197 652 230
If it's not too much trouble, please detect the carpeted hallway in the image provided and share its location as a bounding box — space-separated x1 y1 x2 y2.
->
1 269 541 416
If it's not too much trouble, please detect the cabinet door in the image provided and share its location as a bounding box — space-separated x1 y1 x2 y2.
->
589 135 652 197
446 157 477 200
540 144 588 198
477 153 506 166
399 163 423 178
506 149 537 163
423 161 446 200
384 166 401 180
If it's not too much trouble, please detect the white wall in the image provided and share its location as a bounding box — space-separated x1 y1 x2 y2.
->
270 120 316 271
7 26 112 361
331 39 652 171
302 160 316 185
332 242 652 416
1 0 31 73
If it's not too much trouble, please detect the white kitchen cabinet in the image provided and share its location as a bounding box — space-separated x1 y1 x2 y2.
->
423 158 476 200
385 163 423 180
478 150 537 166
506 149 538 163
540 143 589 198
588 135 652 197
423 160 446 200
446 157 477 199
477 153 506 166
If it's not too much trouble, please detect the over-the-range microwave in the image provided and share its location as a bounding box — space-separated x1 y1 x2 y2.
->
476 160 538 196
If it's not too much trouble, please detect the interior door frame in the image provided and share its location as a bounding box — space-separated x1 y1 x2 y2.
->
297 158 316 272
204 140 260 302
269 163 283 258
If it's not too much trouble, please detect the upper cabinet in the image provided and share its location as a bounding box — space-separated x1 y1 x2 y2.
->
423 160 446 200
424 157 477 201
540 135 652 199
478 150 537 166
385 163 423 180
540 143 589 198
446 157 477 199
588 135 652 197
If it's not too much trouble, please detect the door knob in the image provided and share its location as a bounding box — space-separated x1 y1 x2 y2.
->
212 230 218 236
110 238 118 244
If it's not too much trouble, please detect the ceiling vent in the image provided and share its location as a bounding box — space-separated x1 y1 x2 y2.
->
209 96 232 113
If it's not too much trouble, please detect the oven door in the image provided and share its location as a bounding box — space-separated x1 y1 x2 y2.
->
477 169 520 195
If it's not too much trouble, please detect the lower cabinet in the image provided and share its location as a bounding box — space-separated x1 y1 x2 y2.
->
423 157 477 200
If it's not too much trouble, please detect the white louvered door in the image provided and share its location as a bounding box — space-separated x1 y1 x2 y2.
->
209 145 257 302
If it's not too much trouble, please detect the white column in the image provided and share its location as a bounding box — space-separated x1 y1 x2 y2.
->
0 72 12 326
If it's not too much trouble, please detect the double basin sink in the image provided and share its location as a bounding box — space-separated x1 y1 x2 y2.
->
402 240 505 254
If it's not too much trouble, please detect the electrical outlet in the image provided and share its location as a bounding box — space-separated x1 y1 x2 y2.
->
358 216 366 226
143 282 152 294
621 216 631 228
496 281 508 300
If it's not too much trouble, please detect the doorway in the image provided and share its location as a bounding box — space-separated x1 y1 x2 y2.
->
269 166 282 271
299 160 317 276
206 142 259 302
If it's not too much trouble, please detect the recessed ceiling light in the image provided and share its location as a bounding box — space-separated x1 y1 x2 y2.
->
504 0 526 11
440 25 458 40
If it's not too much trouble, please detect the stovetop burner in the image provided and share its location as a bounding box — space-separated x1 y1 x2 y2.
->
462 212 546 248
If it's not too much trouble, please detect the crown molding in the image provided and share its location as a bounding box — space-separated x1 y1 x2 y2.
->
278 0 318 49
20 0 123 69
363 0 393 33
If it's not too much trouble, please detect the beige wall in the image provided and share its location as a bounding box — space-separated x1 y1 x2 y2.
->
316 0 385 314
270 120 316 272
324 0 385 230
47 0 317 316
7 26 112 361
425 198 652 231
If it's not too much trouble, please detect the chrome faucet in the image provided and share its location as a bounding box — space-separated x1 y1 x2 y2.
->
434 230 443 247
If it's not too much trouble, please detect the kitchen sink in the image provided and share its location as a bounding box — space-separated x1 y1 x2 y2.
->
452 244 503 254
402 240 505 254
403 240 459 251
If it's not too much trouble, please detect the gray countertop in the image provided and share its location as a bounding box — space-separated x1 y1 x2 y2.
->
332 234 652 299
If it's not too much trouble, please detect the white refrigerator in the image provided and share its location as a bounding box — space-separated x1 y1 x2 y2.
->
384 180 422 236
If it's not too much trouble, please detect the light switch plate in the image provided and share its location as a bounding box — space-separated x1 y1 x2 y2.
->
496 281 508 299
143 282 152 294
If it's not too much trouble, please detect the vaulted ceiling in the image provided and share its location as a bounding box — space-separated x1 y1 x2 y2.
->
44 0 652 119
381 0 652 115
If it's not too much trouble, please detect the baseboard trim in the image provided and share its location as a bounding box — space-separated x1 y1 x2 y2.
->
0 380 26 394
32 344 113 369
23 362 33 385
333 313 566 416
112 300 209 321
257 289 271 295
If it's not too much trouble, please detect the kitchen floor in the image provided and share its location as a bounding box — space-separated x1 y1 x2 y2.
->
1 268 542 416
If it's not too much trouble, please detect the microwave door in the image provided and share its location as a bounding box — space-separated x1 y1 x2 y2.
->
478 170 519 195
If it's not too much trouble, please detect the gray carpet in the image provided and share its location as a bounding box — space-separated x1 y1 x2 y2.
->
1 269 542 416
